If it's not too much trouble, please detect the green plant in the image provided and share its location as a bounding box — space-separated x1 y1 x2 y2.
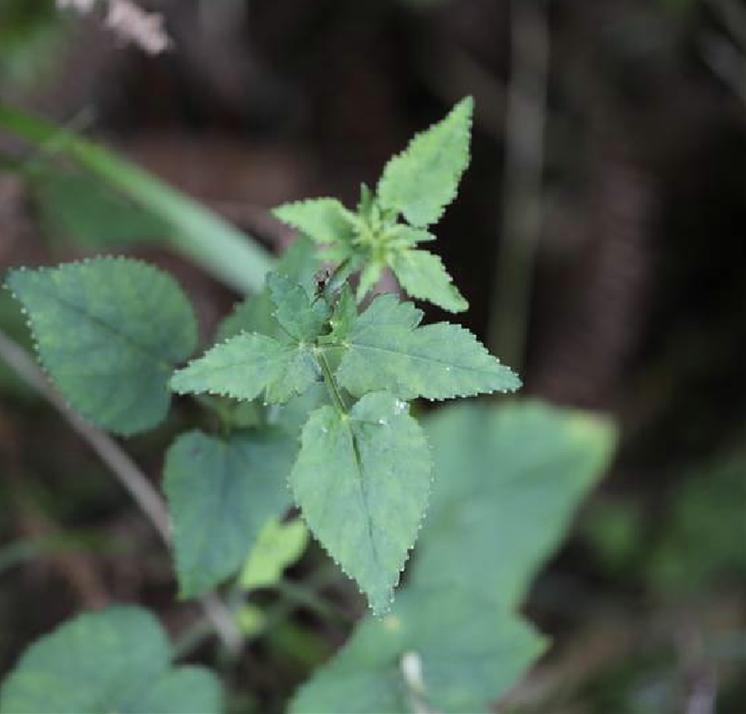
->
0 100 617 713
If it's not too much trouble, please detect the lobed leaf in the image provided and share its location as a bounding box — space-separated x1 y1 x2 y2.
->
0 606 222 714
289 392 432 614
377 97 473 227
164 429 296 598
335 294 519 401
170 332 318 404
390 248 468 313
6 258 197 435
273 198 357 245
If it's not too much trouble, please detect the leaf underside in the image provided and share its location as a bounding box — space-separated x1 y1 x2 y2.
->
5 258 197 435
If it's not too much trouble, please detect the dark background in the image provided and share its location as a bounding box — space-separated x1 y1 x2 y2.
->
0 1 744 712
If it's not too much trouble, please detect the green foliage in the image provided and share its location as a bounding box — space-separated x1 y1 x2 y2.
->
411 401 618 606
6 258 197 435
171 332 319 404
377 97 473 228
216 236 320 342
273 198 357 246
164 429 296 598
290 392 432 614
291 588 544 714
0 606 222 714
172 265 516 610
335 292 520 400
240 518 309 590
291 400 617 713
273 99 473 311
0 98 619 711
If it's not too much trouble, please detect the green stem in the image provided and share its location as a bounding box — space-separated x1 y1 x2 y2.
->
315 349 348 414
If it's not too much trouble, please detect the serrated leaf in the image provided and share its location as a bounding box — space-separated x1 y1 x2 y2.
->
387 225 435 246
377 97 473 227
290 588 545 714
6 258 197 435
289 392 432 614
356 260 384 301
240 518 310 591
0 606 222 714
334 293 519 401
413 400 618 604
170 332 319 404
217 237 320 342
273 198 357 245
390 248 468 313
289 400 617 714
267 272 330 341
164 429 296 597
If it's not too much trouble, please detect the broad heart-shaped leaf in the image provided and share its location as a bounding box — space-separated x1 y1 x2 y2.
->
334 293 520 401
170 332 319 404
411 400 618 605
289 392 432 614
273 198 357 245
289 400 617 714
164 428 296 597
0 606 222 714
217 237 319 342
377 97 473 227
390 248 468 313
5 258 197 435
290 588 545 714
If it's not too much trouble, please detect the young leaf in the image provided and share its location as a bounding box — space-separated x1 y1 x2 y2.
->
273 198 357 245
217 237 319 342
389 248 468 312
289 392 432 614
377 97 473 227
240 518 310 591
0 606 221 714
290 588 545 714
267 273 330 341
334 294 520 401
6 258 197 435
165 429 295 597
170 332 318 404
